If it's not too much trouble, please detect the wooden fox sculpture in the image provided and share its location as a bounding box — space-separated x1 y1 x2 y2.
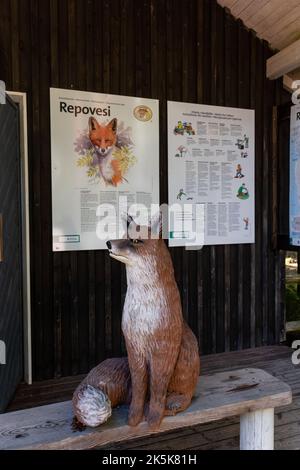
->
73 215 200 430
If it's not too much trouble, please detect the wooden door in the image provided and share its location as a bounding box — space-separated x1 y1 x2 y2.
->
0 95 23 411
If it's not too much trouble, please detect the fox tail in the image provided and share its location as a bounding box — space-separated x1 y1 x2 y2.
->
72 383 112 428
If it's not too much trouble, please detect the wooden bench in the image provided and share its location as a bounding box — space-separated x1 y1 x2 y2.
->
0 368 292 451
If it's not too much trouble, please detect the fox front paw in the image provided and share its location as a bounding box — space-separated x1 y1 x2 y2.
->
164 394 191 416
147 409 163 431
166 400 181 412
128 406 144 427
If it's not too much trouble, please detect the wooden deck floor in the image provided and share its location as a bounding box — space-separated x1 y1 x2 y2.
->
7 345 300 450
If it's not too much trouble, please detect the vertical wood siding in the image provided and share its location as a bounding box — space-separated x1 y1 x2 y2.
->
0 0 290 380
0 97 23 407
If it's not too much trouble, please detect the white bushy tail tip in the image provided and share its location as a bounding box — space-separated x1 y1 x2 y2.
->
74 384 112 427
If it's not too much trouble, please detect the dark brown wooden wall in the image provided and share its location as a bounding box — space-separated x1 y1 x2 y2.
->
276 102 295 250
0 0 290 380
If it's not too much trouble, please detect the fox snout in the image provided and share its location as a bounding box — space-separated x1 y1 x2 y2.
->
106 239 126 252
107 239 132 265
94 145 111 157
106 240 121 251
98 146 110 155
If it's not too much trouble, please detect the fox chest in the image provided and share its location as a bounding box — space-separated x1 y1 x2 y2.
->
122 293 165 354
97 152 115 181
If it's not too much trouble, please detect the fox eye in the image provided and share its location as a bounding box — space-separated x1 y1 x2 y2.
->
131 239 143 245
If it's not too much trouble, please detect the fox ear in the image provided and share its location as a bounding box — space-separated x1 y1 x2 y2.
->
121 213 142 239
89 117 99 131
108 118 117 133
150 212 162 239
121 212 134 231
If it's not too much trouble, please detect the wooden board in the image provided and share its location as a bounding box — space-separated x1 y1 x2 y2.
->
0 368 292 450
267 39 300 79
104 345 300 450
218 0 300 51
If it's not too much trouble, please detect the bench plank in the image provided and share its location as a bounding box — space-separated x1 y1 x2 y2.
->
0 368 292 450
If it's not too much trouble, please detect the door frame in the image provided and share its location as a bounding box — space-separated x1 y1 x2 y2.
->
8 91 32 385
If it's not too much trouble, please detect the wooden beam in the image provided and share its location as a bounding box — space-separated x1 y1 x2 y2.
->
282 73 300 93
283 74 295 93
267 39 300 79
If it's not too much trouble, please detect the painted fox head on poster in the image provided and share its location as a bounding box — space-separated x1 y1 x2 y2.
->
74 115 137 187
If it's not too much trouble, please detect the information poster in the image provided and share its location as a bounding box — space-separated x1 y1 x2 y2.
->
168 101 255 246
50 88 159 251
290 104 300 246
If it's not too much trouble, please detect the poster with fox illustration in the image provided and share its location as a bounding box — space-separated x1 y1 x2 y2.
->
50 88 159 251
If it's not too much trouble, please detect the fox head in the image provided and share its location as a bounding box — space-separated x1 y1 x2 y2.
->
106 214 173 282
89 117 117 157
